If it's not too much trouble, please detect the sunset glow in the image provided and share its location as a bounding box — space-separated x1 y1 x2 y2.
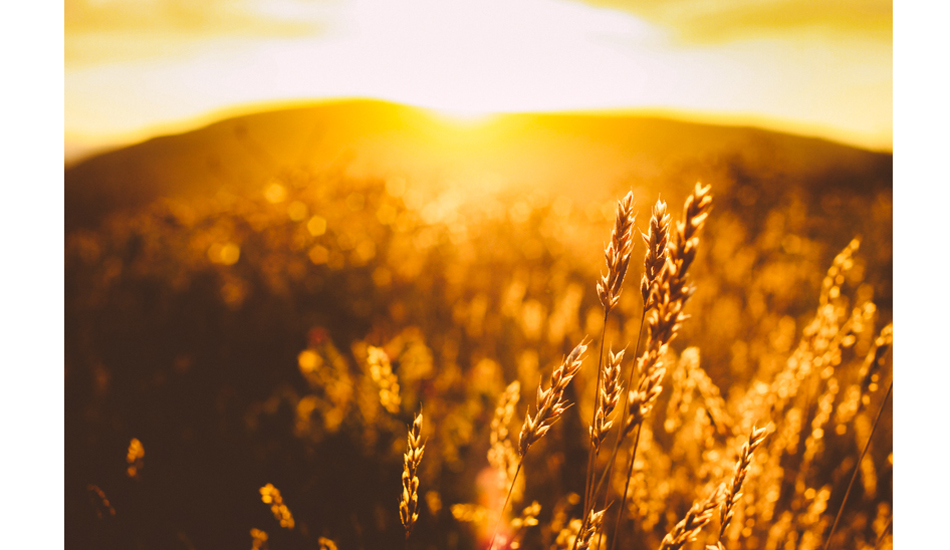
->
65 0 892 154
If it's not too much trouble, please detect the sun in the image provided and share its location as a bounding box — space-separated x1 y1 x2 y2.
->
425 107 500 128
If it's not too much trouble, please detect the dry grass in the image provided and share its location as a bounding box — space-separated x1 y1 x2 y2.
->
400 411 425 540
590 348 624 452
367 346 402 414
640 199 671 311
597 191 637 314
260 484 295 529
489 381 523 495
519 341 589 457
625 184 711 436
717 425 768 547
68 159 892 550
491 340 588 550
576 508 606 550
658 484 724 550
250 528 269 550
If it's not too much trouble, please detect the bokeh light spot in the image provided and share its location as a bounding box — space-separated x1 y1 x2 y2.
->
298 349 319 373
208 242 241 265
220 243 241 265
265 182 288 204
307 216 327 236
309 245 329 265
288 201 308 221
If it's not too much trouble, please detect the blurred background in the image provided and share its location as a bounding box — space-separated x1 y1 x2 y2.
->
64 1 892 549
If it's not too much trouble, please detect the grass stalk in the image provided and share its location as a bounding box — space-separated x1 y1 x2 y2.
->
487 459 524 550
609 424 642 550
596 308 647 498
874 516 892 549
581 310 610 524
823 380 892 550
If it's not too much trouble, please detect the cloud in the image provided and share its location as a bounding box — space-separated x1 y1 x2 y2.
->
66 0 326 66
579 0 891 43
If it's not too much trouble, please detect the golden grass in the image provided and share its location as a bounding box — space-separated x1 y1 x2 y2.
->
575 508 606 550
70 162 892 549
717 425 768 548
250 528 269 550
597 191 637 314
367 346 402 415
658 484 724 550
400 411 425 540
489 381 523 500
590 348 624 452
334 182 888 549
125 437 144 479
519 341 589 456
491 340 588 550
260 483 295 529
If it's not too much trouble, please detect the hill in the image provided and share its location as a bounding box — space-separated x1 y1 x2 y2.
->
65 99 890 230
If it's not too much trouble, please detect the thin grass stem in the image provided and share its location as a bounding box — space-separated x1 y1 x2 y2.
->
488 459 524 550
580 310 610 536
613 310 648 449
609 424 642 550
823 380 892 550
874 516 892 549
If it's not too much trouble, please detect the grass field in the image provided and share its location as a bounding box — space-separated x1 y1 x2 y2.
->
65 103 892 550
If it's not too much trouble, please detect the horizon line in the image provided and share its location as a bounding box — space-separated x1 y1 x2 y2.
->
65 96 893 165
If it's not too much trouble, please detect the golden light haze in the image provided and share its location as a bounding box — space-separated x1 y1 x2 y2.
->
586 0 891 43
65 0 892 155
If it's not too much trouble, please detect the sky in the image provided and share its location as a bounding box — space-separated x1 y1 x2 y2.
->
65 0 893 153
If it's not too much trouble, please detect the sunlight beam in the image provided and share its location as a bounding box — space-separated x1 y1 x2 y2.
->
65 0 892 151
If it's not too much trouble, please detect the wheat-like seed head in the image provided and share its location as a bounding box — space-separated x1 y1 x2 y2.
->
367 346 401 414
664 347 699 433
859 323 893 398
126 437 145 479
491 381 521 450
819 237 860 307
641 198 671 309
489 381 522 491
250 528 269 550
590 348 625 450
505 500 542 548
87 484 116 519
556 519 584 550
576 508 606 550
690 359 733 436
661 182 713 309
625 184 712 435
260 483 295 529
659 484 725 550
519 340 589 456
719 425 768 541
598 192 637 313
401 411 425 539
624 345 668 435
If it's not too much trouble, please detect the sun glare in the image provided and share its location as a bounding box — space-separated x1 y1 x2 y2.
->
65 0 892 152
426 108 499 128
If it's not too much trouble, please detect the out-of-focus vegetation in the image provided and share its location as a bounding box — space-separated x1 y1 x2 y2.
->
65 106 891 550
